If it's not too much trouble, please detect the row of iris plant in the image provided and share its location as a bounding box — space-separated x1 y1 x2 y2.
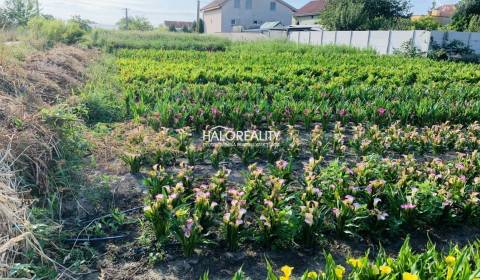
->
143 150 480 256
200 238 480 279
121 121 480 173
116 43 480 128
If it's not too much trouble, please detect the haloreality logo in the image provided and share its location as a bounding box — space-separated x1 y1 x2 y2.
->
203 126 281 147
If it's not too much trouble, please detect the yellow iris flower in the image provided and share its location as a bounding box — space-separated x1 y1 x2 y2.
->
307 271 318 279
335 265 346 280
347 258 364 268
280 265 294 280
445 255 456 267
379 265 393 275
402 272 420 280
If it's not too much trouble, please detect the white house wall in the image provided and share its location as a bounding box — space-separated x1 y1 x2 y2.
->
293 15 319 25
218 0 293 33
204 8 223 33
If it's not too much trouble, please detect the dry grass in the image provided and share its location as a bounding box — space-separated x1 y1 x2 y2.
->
0 144 33 277
0 44 97 190
0 145 21 273
0 38 98 276
0 149 62 277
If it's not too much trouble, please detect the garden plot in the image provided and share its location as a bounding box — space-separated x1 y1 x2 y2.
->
84 41 480 279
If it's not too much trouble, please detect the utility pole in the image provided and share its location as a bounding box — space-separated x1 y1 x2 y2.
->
36 0 40 16
125 8 129 30
196 0 200 33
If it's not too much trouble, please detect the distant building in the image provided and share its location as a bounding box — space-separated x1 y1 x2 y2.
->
430 4 457 24
292 0 326 26
164 21 194 31
201 0 296 33
411 4 457 25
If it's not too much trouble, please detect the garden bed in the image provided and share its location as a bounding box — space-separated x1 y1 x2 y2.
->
68 39 480 279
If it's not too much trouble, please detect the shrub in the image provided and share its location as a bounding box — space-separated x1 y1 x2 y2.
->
69 15 94 32
428 39 478 62
0 0 37 27
26 16 85 48
411 16 441 30
319 0 411 30
468 14 480 32
116 16 154 31
451 0 480 31
87 30 230 52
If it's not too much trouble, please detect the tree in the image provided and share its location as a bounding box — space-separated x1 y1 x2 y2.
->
0 0 37 27
0 13 8 28
319 0 412 30
192 19 205 33
451 0 480 31
363 0 411 19
411 16 441 30
70 15 94 32
116 16 154 31
468 14 480 31
319 0 366 30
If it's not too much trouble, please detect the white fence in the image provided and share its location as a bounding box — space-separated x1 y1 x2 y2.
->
288 30 480 55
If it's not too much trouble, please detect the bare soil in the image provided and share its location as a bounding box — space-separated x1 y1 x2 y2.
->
77 147 480 280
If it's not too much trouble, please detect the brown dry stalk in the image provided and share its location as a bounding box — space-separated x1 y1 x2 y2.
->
0 144 29 276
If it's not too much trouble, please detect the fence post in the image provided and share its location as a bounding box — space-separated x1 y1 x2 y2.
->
467 32 472 49
367 30 371 48
297 31 300 44
334 31 338 45
412 30 416 54
349 30 353 46
386 30 392 54
425 31 432 56
308 31 311 45
320 30 324 46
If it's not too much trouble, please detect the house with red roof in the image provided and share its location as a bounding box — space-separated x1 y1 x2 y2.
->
201 0 296 33
430 4 457 24
411 4 457 26
292 0 326 26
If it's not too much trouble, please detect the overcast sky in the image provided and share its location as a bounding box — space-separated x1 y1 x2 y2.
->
1 0 461 26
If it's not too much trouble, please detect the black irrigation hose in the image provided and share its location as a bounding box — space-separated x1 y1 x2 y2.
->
78 206 144 226
64 235 127 243
63 207 143 244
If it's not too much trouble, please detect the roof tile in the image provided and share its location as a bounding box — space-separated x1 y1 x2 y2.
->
294 0 326 16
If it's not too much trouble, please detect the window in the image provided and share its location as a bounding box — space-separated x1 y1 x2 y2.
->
231 19 237 25
270 1 276 11
234 0 240 8
246 0 252 9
